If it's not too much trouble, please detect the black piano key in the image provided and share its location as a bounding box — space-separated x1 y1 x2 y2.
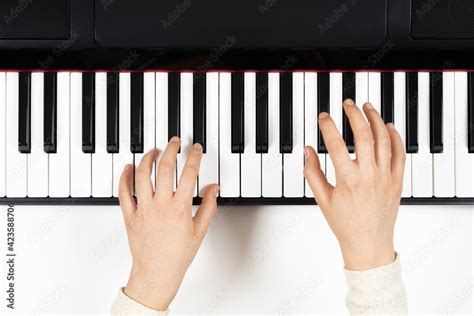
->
256 72 268 153
18 72 31 153
231 72 244 153
406 72 419 153
381 72 394 123
429 72 443 153
168 72 180 141
193 72 206 152
280 72 292 153
131 72 144 153
44 72 57 153
82 72 95 153
106 72 119 153
317 72 330 153
468 72 474 153
342 72 355 153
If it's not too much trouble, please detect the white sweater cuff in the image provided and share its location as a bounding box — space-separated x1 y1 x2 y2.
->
344 253 407 315
111 287 169 316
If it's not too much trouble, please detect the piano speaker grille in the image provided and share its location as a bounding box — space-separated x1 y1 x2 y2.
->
0 0 70 39
411 0 474 39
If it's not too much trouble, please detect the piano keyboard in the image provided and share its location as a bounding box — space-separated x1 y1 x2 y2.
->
0 71 473 205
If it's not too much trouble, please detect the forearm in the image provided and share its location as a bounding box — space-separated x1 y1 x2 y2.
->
344 253 407 315
111 288 169 316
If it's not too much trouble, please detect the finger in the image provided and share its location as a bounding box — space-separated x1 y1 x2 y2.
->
193 184 219 240
304 146 333 208
135 148 159 202
343 99 375 167
363 102 391 171
319 112 352 173
176 143 203 202
386 123 406 185
119 164 137 219
156 137 181 199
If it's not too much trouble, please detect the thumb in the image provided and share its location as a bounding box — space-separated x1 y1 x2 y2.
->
193 184 219 240
304 146 332 208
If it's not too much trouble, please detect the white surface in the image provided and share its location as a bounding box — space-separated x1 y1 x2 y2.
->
28 73 48 198
283 73 304 197
0 204 471 314
262 73 282 198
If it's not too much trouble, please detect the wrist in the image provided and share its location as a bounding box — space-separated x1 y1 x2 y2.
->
124 267 175 311
341 244 395 271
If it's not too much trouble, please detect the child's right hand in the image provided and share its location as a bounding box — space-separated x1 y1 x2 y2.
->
304 99 405 271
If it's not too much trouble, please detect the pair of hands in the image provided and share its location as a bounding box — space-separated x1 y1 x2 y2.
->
119 99 405 310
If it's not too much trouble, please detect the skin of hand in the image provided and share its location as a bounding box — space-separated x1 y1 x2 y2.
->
304 99 405 271
118 137 219 310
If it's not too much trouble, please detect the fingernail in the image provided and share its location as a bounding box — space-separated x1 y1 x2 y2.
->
194 143 203 152
387 122 396 130
364 102 374 110
319 112 329 119
124 164 130 171
170 136 180 143
304 147 310 160
344 98 355 105
213 185 220 197
150 148 158 154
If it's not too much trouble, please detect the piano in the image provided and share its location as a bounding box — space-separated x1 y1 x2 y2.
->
0 0 473 205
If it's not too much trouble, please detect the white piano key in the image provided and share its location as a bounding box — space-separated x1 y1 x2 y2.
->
433 72 455 197
283 72 304 197
219 73 240 197
0 73 5 197
368 72 381 113
412 72 433 197
49 72 70 197
262 73 283 198
92 73 113 197
70 72 92 197
394 72 412 198
304 72 325 198
199 73 219 196
176 73 196 196
6 72 27 197
241 72 261 197
113 73 133 197
356 72 369 108
155 72 169 188
326 73 343 186
28 73 49 197
454 72 474 197
135 72 156 187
